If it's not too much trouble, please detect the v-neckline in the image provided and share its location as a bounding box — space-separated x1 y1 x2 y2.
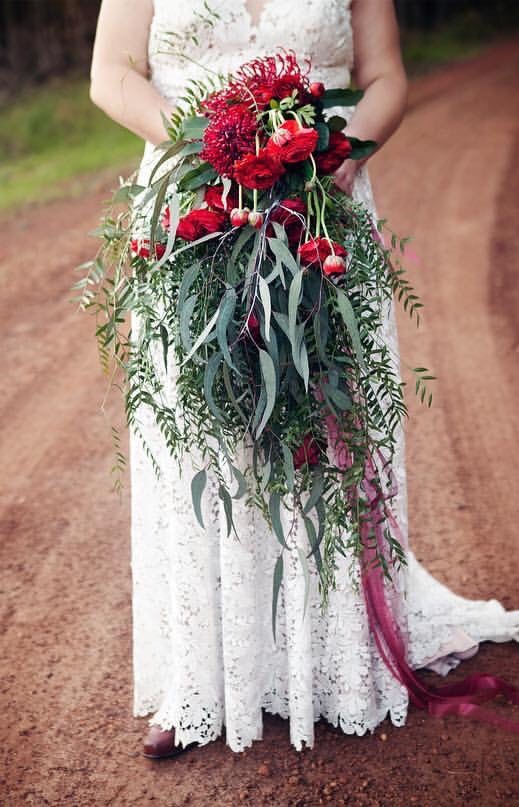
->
243 0 271 30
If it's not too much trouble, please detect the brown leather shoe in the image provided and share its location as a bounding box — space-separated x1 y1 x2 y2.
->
142 724 196 759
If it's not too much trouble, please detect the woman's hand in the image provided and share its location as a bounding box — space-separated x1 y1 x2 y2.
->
332 156 368 196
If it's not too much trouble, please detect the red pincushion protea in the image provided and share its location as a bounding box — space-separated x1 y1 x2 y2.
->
203 50 312 114
200 103 258 178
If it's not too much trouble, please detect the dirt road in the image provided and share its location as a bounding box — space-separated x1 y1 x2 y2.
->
1 40 519 806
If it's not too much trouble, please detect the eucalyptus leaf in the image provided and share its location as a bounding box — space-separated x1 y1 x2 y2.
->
281 443 295 493
258 276 272 341
191 469 207 529
216 288 238 372
335 289 365 369
272 553 284 641
218 484 233 537
203 351 224 421
321 87 364 107
180 303 220 365
255 349 277 438
269 492 289 548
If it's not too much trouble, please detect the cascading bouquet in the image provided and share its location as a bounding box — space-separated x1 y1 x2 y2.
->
76 50 432 630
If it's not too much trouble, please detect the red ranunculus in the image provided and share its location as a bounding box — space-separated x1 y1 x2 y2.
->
204 183 239 212
176 209 227 241
266 198 307 247
315 131 353 175
266 119 319 164
233 149 286 190
293 434 321 470
130 238 166 260
297 237 347 268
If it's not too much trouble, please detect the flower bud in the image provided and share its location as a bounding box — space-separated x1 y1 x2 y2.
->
230 207 250 227
323 254 347 276
309 82 325 99
248 210 264 229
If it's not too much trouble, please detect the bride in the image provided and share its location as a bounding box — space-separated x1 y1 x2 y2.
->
90 0 519 758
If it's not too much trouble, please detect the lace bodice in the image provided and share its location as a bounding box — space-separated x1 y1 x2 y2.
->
147 0 354 104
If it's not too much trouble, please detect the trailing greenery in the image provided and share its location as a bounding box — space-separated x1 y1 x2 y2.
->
74 106 433 635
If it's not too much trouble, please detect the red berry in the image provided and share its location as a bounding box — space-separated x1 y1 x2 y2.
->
230 207 250 227
248 210 264 229
309 82 325 98
323 254 346 276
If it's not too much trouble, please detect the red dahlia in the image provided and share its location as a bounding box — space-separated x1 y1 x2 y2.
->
200 104 258 178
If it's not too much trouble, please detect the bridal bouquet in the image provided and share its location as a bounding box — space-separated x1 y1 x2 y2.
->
76 50 431 627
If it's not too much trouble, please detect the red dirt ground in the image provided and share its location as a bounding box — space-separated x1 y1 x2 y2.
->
1 39 519 807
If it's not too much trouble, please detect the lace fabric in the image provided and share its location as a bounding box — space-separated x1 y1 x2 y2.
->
129 0 519 752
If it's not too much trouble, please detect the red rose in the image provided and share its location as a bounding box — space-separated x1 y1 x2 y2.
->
233 149 286 190
293 434 321 470
266 198 307 247
297 237 347 268
266 119 319 164
130 238 166 260
315 131 353 175
176 209 227 241
204 183 239 212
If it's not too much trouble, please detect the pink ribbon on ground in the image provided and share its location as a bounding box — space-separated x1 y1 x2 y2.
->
324 405 519 733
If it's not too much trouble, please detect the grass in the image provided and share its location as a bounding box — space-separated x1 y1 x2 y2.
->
0 77 142 211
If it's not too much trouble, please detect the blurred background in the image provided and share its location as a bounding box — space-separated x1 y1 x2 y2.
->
1 0 519 211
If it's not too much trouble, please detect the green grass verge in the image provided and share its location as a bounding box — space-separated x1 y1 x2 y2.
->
0 77 142 212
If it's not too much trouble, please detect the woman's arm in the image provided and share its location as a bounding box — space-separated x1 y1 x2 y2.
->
90 0 176 145
333 0 408 193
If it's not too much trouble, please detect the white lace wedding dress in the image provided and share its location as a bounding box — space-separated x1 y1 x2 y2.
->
129 0 519 752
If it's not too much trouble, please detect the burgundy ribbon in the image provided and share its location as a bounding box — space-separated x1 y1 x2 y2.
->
324 404 519 733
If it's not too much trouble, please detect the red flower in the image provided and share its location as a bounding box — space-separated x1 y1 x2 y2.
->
161 206 172 231
246 311 262 344
204 183 239 212
176 209 227 241
200 104 258 178
233 149 286 190
266 198 307 247
309 81 325 98
203 51 312 113
293 434 321 470
315 131 352 175
130 238 166 260
266 119 319 164
297 237 347 268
